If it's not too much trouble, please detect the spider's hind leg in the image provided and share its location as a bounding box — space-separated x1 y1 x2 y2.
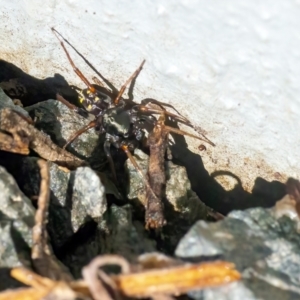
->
52 28 96 94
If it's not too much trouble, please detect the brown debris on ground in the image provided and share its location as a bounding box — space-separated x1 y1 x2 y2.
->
145 115 168 230
0 108 86 169
32 159 73 281
0 130 30 155
0 257 240 300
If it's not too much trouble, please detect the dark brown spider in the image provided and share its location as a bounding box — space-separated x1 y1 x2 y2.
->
51 28 215 229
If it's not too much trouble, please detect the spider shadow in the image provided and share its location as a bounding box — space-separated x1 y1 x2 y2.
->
169 129 286 215
0 59 80 106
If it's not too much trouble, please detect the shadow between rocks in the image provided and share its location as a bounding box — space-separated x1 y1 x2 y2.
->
170 127 286 215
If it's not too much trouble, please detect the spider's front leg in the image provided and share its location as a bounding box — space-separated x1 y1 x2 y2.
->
56 93 90 119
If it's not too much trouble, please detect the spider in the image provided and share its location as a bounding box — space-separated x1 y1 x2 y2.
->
51 28 215 229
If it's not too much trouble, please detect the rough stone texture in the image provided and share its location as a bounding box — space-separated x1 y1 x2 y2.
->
126 149 209 223
0 166 35 268
25 100 105 166
0 87 29 117
102 204 156 261
48 163 107 247
71 167 107 229
175 207 300 299
60 204 156 278
8 156 108 249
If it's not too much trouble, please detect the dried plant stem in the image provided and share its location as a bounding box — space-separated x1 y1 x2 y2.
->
32 159 73 281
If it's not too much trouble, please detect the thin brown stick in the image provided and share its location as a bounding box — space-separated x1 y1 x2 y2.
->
32 159 73 281
114 260 241 297
11 268 54 290
32 159 51 262
145 115 168 230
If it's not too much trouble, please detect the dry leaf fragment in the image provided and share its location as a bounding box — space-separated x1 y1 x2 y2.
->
0 108 85 169
0 130 30 154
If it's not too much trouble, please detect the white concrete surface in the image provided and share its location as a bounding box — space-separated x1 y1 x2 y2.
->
1 0 299 191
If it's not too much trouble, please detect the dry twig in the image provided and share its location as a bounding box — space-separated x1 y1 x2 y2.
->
145 115 168 229
32 159 73 281
0 255 240 300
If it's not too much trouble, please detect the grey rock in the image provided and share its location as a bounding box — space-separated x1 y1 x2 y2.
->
60 204 156 278
102 204 156 261
25 100 105 166
48 163 107 247
0 166 35 268
72 167 107 230
11 157 108 248
175 207 300 299
0 87 29 117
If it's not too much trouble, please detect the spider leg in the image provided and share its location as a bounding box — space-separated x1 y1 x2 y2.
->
138 106 193 127
121 144 149 187
164 125 215 146
141 98 187 119
63 119 97 150
92 76 105 88
51 28 117 94
140 100 215 146
104 139 118 184
139 106 215 146
51 28 96 93
114 60 146 105
56 94 89 118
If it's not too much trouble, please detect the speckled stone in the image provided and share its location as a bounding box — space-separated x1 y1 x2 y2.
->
176 207 300 299
0 166 35 268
